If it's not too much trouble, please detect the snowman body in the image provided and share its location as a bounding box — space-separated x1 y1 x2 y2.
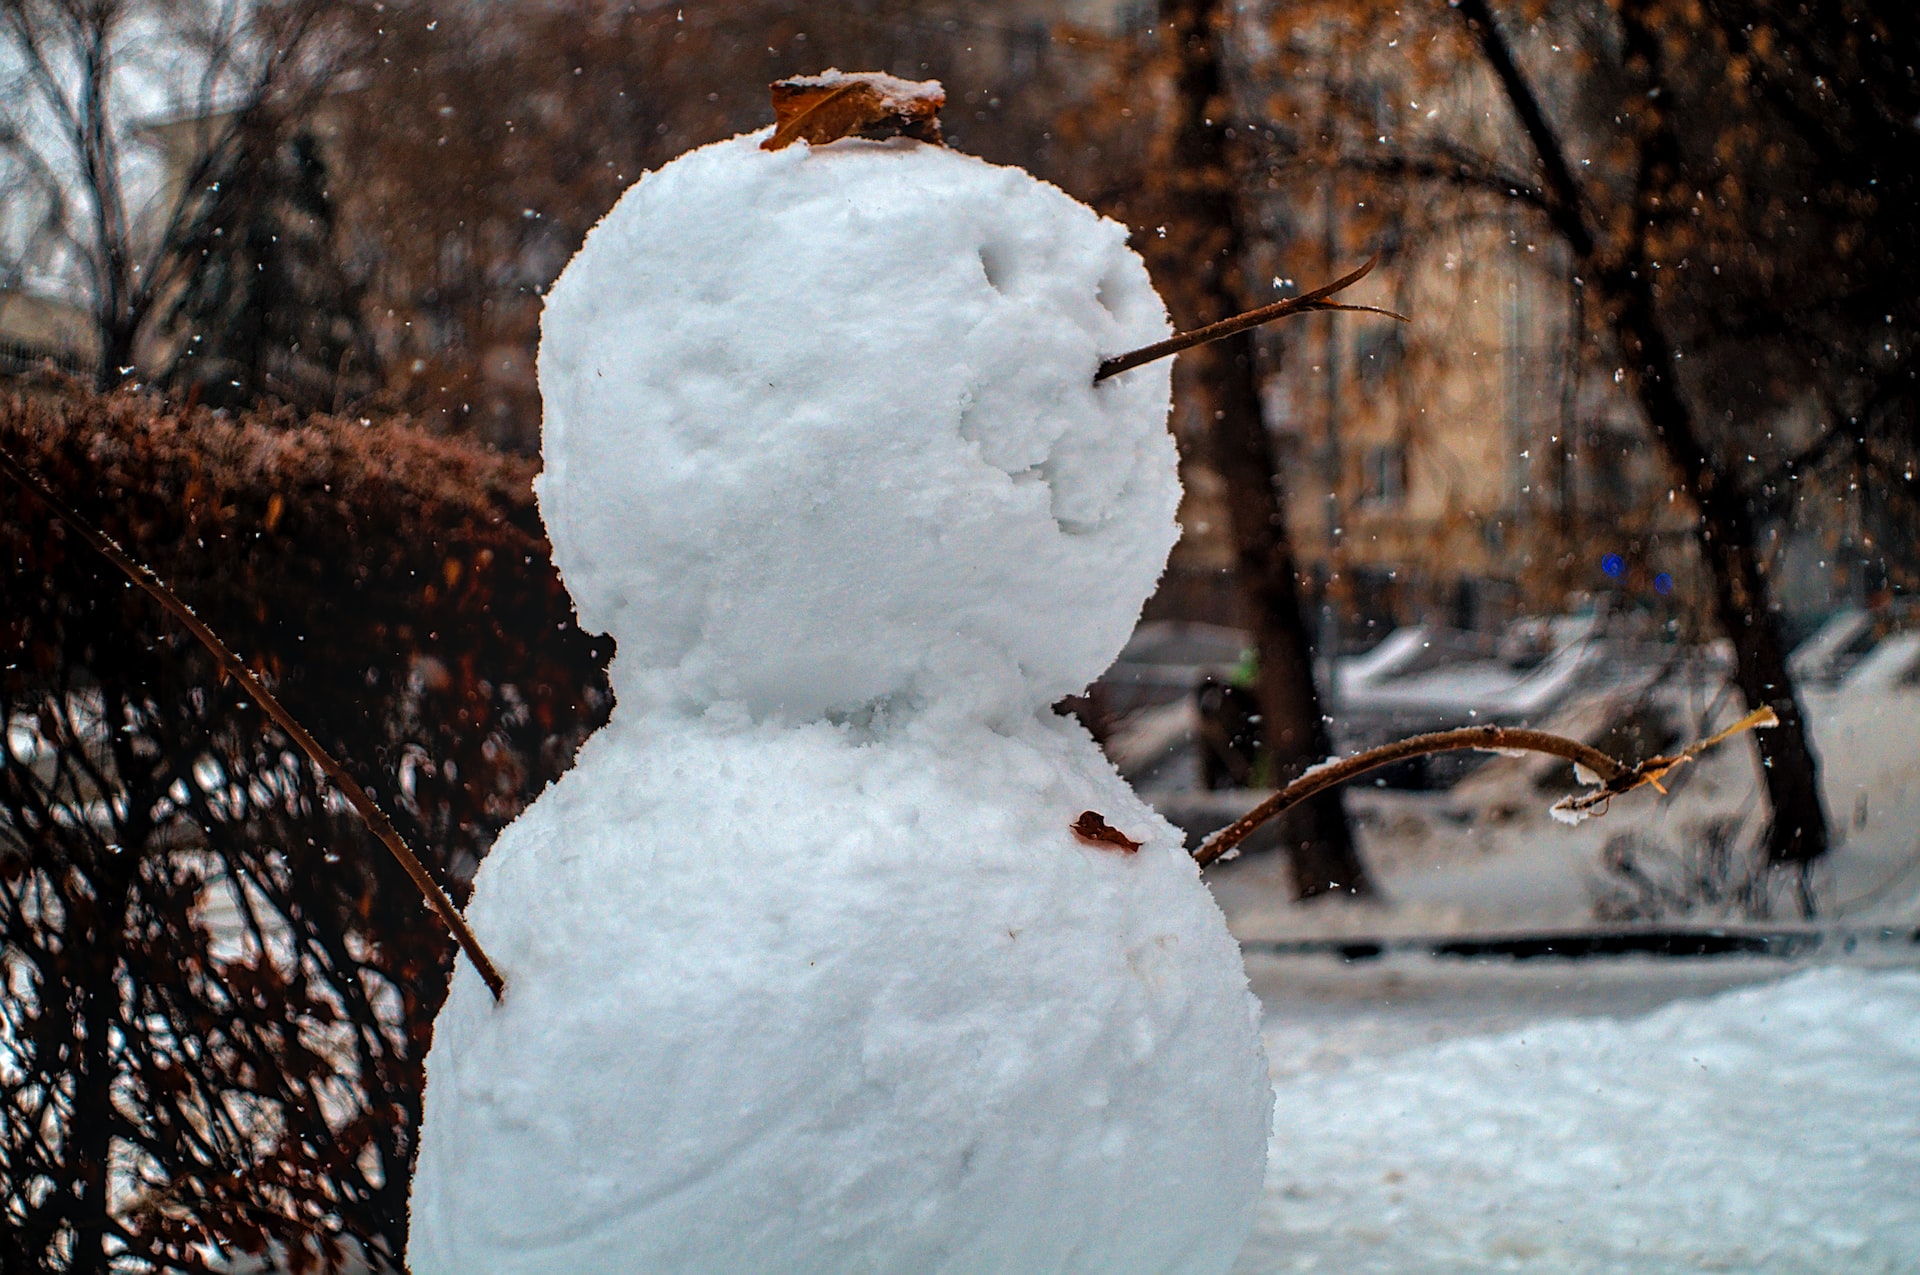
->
408 132 1271 1273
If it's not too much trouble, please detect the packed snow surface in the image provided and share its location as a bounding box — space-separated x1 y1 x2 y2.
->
1237 965 1920 1272
535 129 1179 721
412 710 1269 1272
411 127 1268 1274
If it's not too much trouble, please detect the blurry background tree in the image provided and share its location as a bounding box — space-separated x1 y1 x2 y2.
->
1280 0 1912 890
160 122 372 410
0 0 349 396
1114 0 1372 897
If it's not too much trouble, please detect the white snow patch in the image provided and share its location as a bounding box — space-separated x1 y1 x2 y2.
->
1298 754 1346 780
1549 799 1591 826
1237 967 1920 1272
779 67 947 106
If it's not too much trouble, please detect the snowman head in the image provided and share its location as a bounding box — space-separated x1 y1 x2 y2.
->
535 130 1180 723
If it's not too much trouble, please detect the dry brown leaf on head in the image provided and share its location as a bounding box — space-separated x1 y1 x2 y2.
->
763 70 945 151
1071 810 1142 854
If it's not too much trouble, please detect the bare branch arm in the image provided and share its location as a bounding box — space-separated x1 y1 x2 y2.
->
1194 725 1621 867
1097 254 1407 382
1193 709 1775 868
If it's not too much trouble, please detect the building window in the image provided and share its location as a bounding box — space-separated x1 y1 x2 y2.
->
1355 323 1405 391
1360 442 1408 509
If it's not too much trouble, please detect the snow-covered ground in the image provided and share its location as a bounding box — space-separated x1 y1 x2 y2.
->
1232 957 1920 1272
1181 645 1920 1271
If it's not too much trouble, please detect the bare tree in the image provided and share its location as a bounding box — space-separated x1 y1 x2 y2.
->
0 0 337 389
1145 0 1373 898
1239 0 1920 901
1447 0 1836 879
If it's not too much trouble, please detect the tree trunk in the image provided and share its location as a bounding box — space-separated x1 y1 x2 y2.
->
1196 330 1372 895
69 680 148 1270
66 859 130 1274
1452 0 1830 882
1160 0 1372 897
1606 275 1831 869
96 316 137 391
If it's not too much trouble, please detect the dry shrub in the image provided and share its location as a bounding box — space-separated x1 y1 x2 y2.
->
0 383 606 1270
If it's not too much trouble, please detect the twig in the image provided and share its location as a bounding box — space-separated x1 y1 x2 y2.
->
1095 253 1409 383
1192 710 1777 870
0 441 507 1001
1551 706 1779 820
1194 725 1617 868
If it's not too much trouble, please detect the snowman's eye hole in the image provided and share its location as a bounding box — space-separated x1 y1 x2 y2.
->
978 243 1010 294
1095 265 1131 320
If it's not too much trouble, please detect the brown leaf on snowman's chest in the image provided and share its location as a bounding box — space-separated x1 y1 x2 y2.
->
1071 810 1142 854
763 71 945 151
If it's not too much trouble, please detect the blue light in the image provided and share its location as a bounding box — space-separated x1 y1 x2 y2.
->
1654 572 1674 595
1601 553 1626 578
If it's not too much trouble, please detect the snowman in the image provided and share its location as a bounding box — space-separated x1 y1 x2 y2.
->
407 74 1272 1273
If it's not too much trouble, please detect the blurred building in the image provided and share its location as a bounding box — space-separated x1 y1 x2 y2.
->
1150 200 1702 642
0 284 96 378
1141 12 1723 645
1303 226 1691 638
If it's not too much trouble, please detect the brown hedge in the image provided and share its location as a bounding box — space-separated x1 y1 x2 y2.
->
0 383 607 1270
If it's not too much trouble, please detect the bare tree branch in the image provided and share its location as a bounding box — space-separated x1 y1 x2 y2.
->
1450 0 1595 258
1195 708 1776 868
1097 252 1406 382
